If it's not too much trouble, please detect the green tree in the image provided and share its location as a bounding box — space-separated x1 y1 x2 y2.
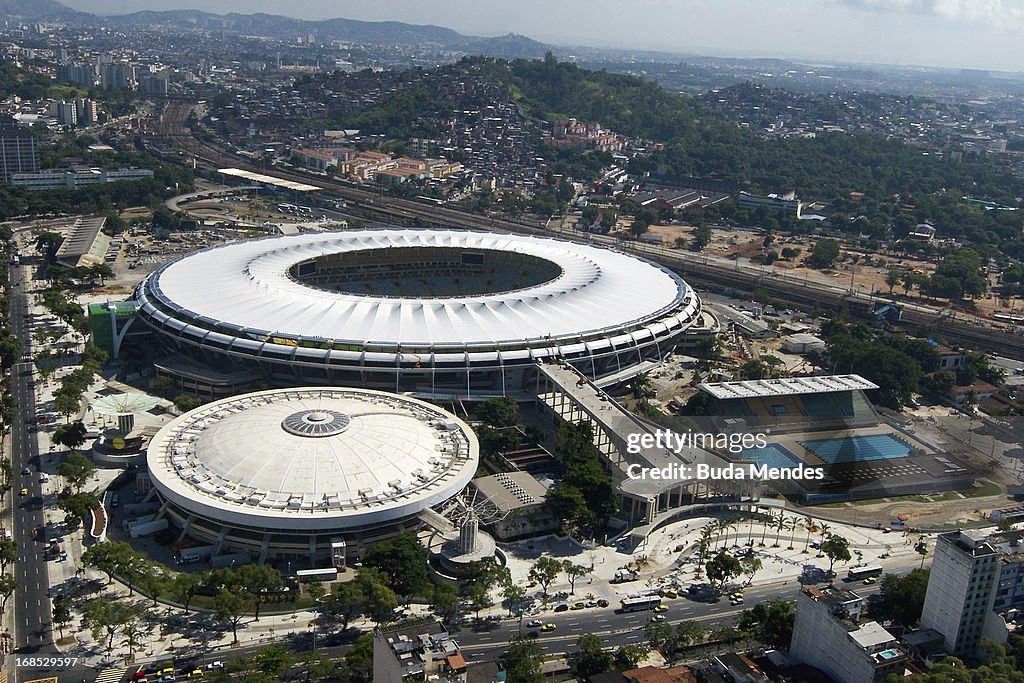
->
562 561 590 595
501 635 544 683
706 551 743 590
740 554 762 586
52 598 73 639
671 620 704 662
645 620 674 652
214 586 252 644
362 531 431 599
475 397 520 427
497 581 524 616
0 573 15 610
306 579 327 603
149 375 176 398
171 572 203 613
466 582 494 621
254 644 293 676
51 420 88 452
356 569 398 625
529 556 564 604
614 643 650 670
235 563 283 621
0 539 16 573
574 633 614 678
57 450 95 491
344 633 374 682
821 534 852 576
323 581 365 631
877 569 930 627
690 226 712 252
430 582 461 624
82 540 134 584
630 217 649 238
737 599 796 650
82 599 143 652
885 269 902 294
173 393 203 412
54 390 81 421
808 238 840 268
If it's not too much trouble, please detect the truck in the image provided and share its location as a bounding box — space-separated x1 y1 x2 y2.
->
129 518 169 538
612 568 640 583
177 545 215 565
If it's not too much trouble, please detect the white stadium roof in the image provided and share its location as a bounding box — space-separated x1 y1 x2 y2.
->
143 229 692 347
147 388 478 530
698 374 879 400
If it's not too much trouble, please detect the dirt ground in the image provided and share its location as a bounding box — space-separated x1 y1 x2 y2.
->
618 221 1012 326
798 487 1010 530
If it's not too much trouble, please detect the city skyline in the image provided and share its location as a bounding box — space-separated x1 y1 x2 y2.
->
59 0 1024 72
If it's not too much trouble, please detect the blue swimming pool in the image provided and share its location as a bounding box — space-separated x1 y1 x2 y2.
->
740 444 803 470
799 434 912 464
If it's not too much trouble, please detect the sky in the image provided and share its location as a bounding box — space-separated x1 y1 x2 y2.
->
60 0 1024 72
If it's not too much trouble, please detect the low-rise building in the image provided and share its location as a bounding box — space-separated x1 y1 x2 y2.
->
469 471 557 540
11 166 154 191
737 191 802 217
373 619 467 682
790 585 910 683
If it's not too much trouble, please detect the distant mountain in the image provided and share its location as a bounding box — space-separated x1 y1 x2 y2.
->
465 33 552 60
101 9 467 47
0 0 82 19
5 0 552 59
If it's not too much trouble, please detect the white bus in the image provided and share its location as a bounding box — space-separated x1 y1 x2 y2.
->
846 566 883 581
620 595 662 612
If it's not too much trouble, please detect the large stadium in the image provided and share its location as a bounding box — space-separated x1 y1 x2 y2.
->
145 387 479 564
132 229 703 397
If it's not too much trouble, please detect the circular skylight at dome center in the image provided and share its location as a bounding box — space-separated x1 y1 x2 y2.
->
281 409 352 437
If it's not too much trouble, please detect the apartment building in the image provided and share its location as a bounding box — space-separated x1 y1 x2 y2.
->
790 585 909 683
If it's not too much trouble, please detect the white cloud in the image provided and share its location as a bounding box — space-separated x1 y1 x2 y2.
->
835 0 1024 25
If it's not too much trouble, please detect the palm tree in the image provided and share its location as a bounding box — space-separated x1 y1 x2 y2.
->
715 519 732 551
695 525 714 578
817 523 832 556
802 516 817 553
773 516 790 548
759 511 773 546
745 514 758 546
787 517 799 550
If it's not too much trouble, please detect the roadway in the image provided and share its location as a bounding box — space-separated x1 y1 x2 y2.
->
7 257 56 657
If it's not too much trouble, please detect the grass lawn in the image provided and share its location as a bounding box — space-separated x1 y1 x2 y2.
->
961 479 1001 498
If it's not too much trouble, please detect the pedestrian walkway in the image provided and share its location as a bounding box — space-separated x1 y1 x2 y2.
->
94 666 127 683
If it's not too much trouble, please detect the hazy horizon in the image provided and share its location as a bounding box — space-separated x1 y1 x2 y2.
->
59 0 1024 73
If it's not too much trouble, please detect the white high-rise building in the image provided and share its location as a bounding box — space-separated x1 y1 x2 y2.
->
920 530 1000 657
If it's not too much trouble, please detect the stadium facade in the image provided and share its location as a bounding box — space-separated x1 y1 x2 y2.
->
131 229 703 398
